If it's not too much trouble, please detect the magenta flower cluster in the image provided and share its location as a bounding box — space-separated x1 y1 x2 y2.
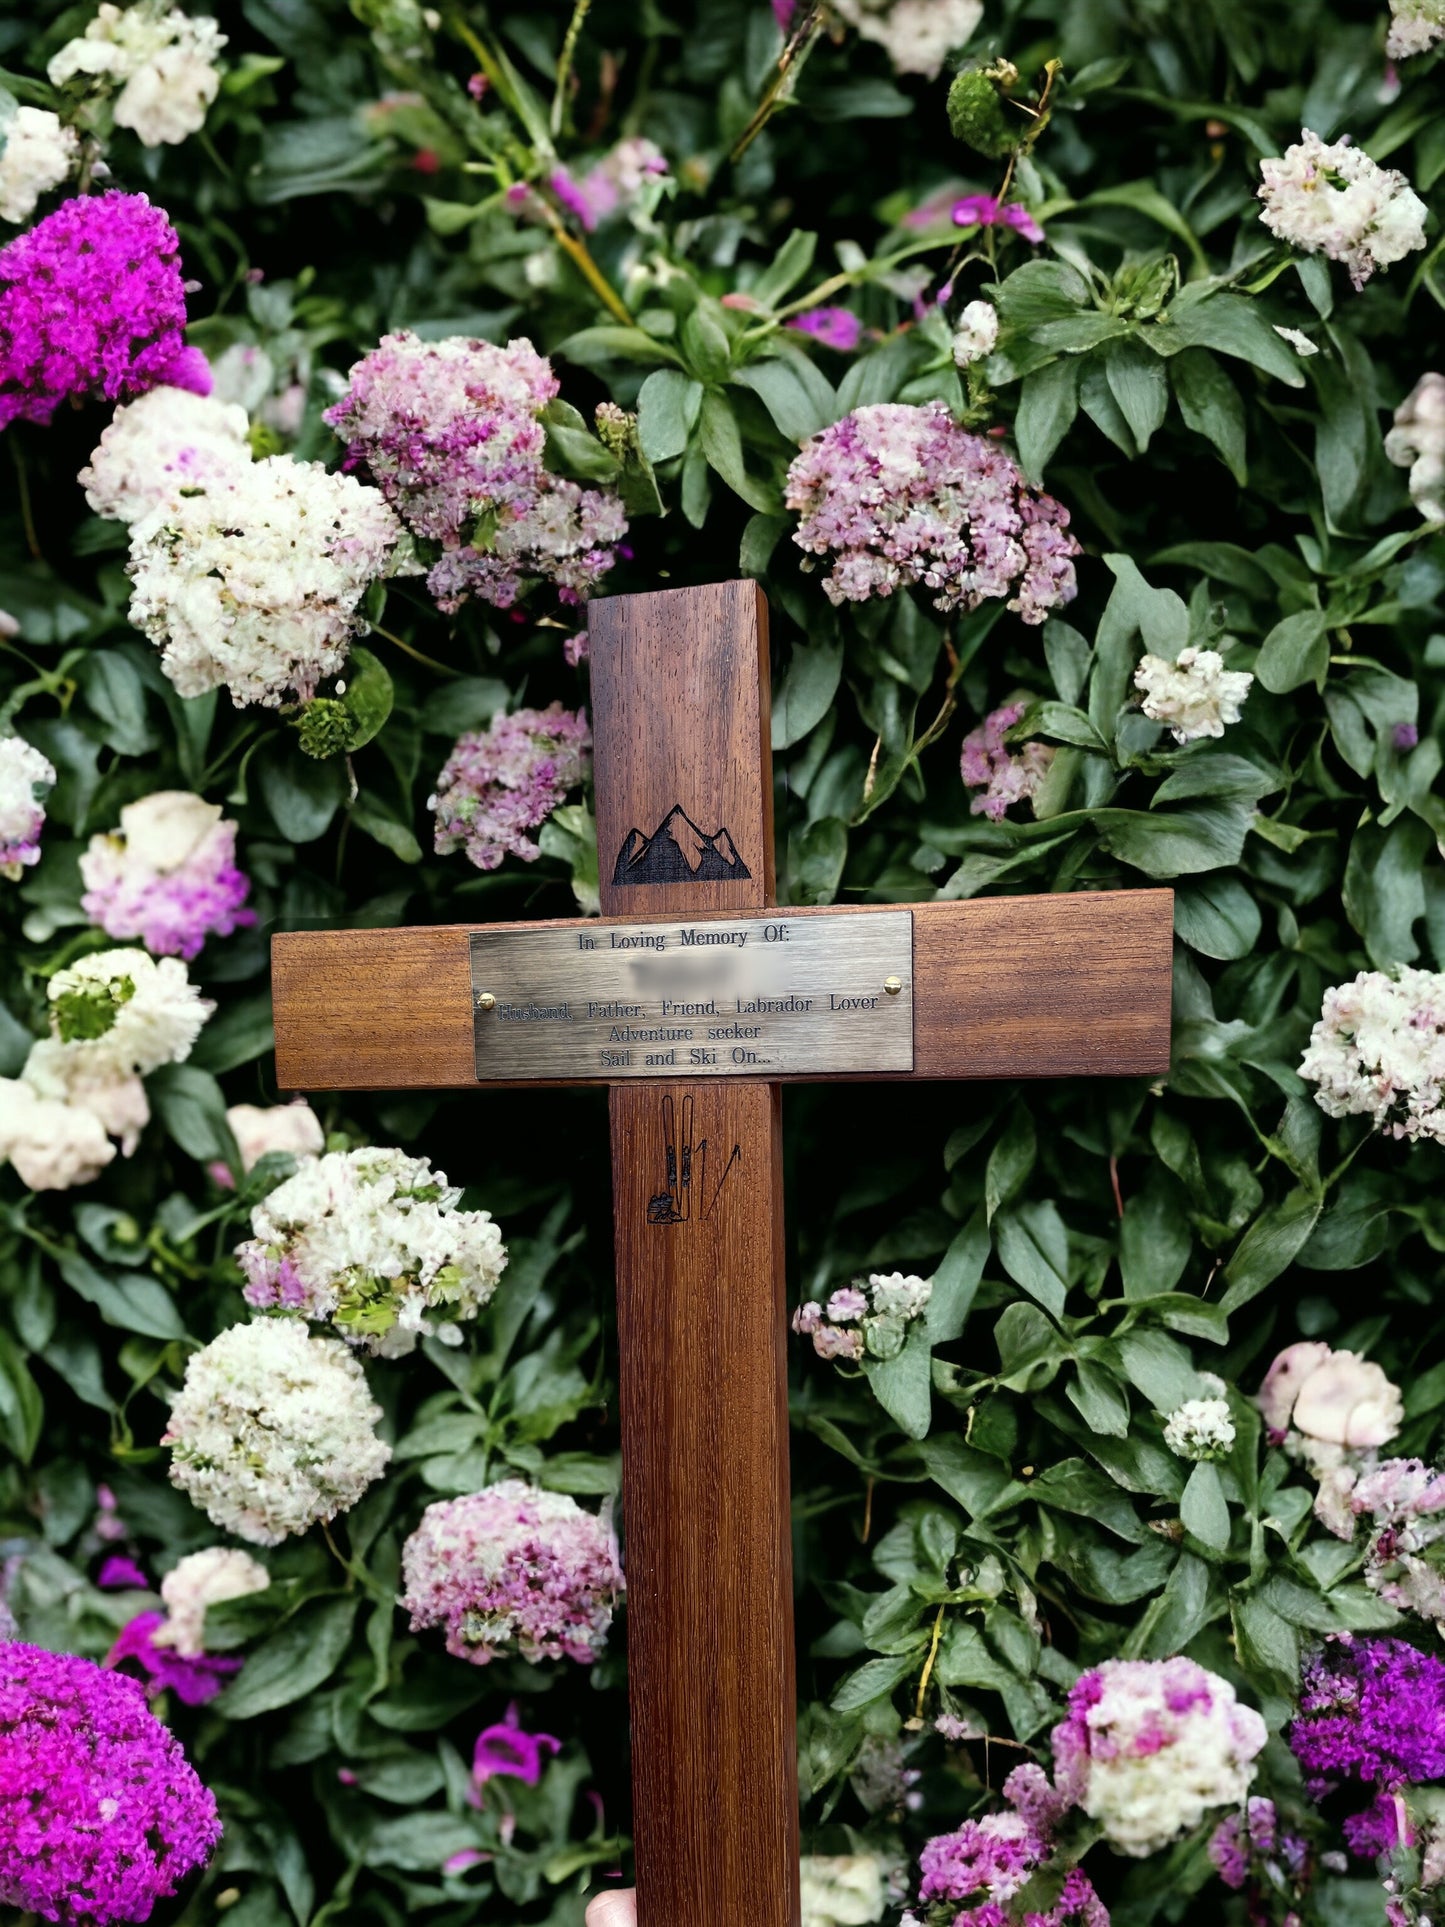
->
961 701 1055 820
430 702 591 871
107 1611 242 1707
1287 1635 1445 1798
0 1642 221 1924
911 1763 1106 1925
785 402 1080 621
324 331 626 611
0 192 209 430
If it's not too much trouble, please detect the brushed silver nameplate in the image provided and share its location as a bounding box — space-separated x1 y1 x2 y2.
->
469 912 914 1081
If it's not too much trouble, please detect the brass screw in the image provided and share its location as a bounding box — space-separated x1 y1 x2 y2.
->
883 976 903 996
475 991 497 1012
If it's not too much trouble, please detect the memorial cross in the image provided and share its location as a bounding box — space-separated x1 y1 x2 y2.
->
271 580 1173 1927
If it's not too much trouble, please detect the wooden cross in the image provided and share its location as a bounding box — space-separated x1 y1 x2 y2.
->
271 581 1173 1927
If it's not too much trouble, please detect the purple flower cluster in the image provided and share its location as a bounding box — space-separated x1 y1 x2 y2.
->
787 306 863 351
1209 1796 1312 1914
324 331 626 611
961 701 1055 821
0 192 209 430
469 1703 561 1799
80 795 254 962
401 1480 624 1665
785 403 1080 621
549 137 668 231
0 1642 221 1924
430 702 591 871
107 1611 242 1707
1287 1637 1445 1799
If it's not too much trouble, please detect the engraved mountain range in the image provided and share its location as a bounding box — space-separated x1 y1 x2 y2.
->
611 804 752 886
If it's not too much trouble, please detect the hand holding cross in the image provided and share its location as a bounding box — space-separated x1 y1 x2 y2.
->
272 581 1172 1927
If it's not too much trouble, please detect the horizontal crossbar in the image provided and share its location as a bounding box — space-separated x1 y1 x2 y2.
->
271 889 1173 1091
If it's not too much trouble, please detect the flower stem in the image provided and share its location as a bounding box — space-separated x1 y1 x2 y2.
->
368 622 460 677
547 215 635 325
913 1603 947 1723
10 439 41 562
730 5 825 164
552 0 593 136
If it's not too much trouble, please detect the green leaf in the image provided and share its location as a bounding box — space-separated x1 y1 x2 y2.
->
985 1107 1036 1222
80 647 158 758
351 796 423 863
637 369 703 463
1174 876 1263 960
697 390 779 512
1257 610 1328 694
419 677 510 736
995 1202 1069 1318
1171 350 1246 483
148 1064 242 1169
862 1320 933 1439
787 816 847 904
190 993 275 1075
55 1249 185 1341
1014 359 1079 484
256 739 347 842
0 1330 42 1462
1119 1178 1192 1298
1220 1188 1324 1312
218 1596 359 1718
1066 1359 1130 1436
1164 291 1307 387
1104 337 1169 451
338 646 393 750
556 326 682 369
1180 1460 1231 1551
681 304 733 382
773 636 844 750
830 1651 917 1713
750 229 819 308
732 358 832 441
927 1211 989 1344
1096 798 1256 877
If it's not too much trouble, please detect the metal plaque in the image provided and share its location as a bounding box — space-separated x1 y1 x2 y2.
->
469 911 914 1081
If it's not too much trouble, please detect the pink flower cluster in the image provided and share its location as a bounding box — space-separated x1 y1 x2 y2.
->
961 701 1055 820
430 702 591 870
1208 1797 1310 1908
401 1480 624 1665
909 1764 1105 1926
550 136 668 230
324 331 626 611
0 1642 221 1925
80 792 254 961
0 191 209 429
785 403 1080 621
1349 1458 1445 1626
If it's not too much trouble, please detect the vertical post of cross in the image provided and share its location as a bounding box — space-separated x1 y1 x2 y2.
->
590 582 801 1927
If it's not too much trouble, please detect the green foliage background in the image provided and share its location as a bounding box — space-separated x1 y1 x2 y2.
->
3 0 1445 1921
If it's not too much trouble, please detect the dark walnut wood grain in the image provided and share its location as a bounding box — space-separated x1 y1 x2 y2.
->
595 585 799 1927
271 890 1175 1092
590 579 774 914
610 1080 797 1927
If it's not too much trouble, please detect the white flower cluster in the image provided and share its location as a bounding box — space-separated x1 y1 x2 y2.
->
950 299 999 369
156 1546 270 1657
1300 967 1445 1142
164 1319 391 1545
800 1855 889 1927
1388 0 1445 58
794 1271 932 1362
225 1101 325 1174
234 1146 508 1355
0 733 56 879
126 456 402 706
1134 647 1253 742
80 387 252 525
1163 1395 1236 1462
1257 128 1428 289
1385 373 1445 523
830 0 983 78
49 2 228 148
0 107 80 225
1256 1340 1405 1536
0 949 210 1191
1052 1657 1267 1857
